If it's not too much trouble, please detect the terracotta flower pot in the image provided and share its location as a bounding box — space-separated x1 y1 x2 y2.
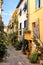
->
26 52 30 55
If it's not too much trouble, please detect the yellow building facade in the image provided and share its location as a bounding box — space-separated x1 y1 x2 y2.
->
8 9 18 34
24 0 43 52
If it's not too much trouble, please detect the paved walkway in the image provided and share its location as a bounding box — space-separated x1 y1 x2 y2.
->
0 46 40 65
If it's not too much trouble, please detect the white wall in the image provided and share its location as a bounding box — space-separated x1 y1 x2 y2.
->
18 0 27 40
18 11 27 35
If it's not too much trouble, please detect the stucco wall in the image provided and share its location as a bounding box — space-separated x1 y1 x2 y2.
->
18 0 27 40
25 0 43 43
29 8 43 42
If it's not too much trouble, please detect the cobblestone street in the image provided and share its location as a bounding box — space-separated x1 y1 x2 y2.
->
0 0 43 65
0 46 40 65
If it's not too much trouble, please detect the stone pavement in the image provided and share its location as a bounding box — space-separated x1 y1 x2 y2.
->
0 46 40 65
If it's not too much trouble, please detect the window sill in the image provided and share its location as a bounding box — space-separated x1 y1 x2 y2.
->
35 7 43 12
23 28 31 33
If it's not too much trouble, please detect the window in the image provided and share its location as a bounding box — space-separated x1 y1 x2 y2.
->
20 30 22 35
24 20 27 28
36 0 41 9
20 23 22 35
33 20 40 38
24 20 28 29
19 9 22 16
23 2 27 12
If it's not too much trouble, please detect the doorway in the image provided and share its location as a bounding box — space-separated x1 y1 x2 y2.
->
32 20 40 39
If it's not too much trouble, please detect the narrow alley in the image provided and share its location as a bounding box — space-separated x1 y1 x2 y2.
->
0 0 43 65
0 46 40 65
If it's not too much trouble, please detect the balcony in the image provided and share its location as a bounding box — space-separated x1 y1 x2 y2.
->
24 29 31 40
23 28 28 33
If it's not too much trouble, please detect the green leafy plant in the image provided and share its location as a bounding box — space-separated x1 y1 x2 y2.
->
0 32 7 60
15 41 23 50
9 32 18 46
22 39 28 54
29 52 38 63
0 43 7 60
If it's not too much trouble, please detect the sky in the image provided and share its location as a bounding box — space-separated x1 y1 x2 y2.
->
2 0 20 25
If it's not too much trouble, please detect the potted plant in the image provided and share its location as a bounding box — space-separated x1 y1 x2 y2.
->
29 52 38 63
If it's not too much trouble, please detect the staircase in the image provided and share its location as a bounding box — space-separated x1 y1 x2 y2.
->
24 29 43 54
33 32 43 47
32 32 43 57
